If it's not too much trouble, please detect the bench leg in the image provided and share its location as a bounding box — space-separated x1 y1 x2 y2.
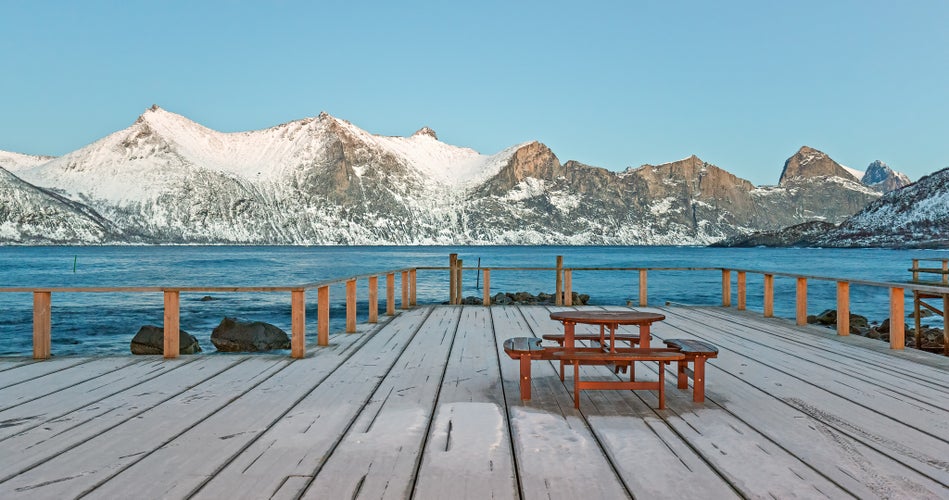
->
519 355 532 400
677 360 688 389
692 357 707 403
658 361 667 409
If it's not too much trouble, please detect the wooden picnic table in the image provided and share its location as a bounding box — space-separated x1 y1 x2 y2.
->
549 310 666 350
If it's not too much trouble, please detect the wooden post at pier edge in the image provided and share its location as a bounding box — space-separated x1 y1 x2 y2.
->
163 290 180 359
291 289 305 358
555 256 564 306
346 279 357 333
721 269 731 307
455 259 464 305
639 270 647 307
368 276 378 323
564 270 573 306
483 269 491 306
409 269 417 306
401 270 409 309
763 274 774 318
386 273 395 315
836 281 850 336
890 287 905 350
944 295 949 356
796 277 807 326
449 253 458 305
318 285 329 346
911 258 919 282
737 271 746 310
33 291 51 360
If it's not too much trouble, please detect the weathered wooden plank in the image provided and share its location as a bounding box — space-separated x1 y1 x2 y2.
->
491 305 632 500
0 356 244 483
299 307 461 498
413 306 517 500
0 357 140 412
0 357 286 498
0 357 92 388
692 307 949 404
190 307 436 500
653 309 949 485
0 358 187 440
83 329 374 499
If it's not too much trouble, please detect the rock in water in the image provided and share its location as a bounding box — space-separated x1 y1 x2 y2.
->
211 317 290 352
130 325 201 355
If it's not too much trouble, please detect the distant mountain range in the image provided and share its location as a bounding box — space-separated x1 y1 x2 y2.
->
0 105 930 245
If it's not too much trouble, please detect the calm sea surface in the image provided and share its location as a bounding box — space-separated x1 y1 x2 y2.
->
1 246 946 356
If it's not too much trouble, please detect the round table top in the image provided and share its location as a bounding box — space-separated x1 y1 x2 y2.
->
549 310 665 325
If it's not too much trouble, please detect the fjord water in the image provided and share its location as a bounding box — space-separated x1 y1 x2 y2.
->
0 246 945 356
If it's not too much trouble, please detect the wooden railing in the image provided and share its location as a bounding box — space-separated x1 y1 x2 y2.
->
429 255 949 355
6 254 949 360
1 268 417 360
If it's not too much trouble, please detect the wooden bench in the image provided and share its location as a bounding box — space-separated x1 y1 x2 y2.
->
551 350 685 409
503 337 557 400
663 338 719 403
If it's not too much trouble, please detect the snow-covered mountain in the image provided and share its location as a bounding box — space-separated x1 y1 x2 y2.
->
0 150 55 173
0 166 116 244
819 167 949 248
0 107 888 244
861 160 912 192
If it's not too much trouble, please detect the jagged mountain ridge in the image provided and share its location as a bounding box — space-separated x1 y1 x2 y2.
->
862 160 912 192
2 107 889 244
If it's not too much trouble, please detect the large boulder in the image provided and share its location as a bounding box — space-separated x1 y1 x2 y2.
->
211 317 290 352
130 325 201 355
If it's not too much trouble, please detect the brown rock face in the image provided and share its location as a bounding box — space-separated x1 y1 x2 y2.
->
779 146 858 185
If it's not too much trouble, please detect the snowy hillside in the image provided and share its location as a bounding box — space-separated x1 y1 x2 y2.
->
0 150 55 173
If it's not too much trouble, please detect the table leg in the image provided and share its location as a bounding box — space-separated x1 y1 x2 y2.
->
640 323 651 348
677 360 688 389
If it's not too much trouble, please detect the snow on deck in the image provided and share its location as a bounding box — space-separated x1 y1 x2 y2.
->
0 305 946 499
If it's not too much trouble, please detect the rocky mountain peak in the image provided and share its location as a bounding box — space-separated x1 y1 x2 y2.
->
779 146 858 185
412 127 438 140
862 160 911 192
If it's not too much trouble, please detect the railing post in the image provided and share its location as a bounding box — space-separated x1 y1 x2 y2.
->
721 269 731 307
564 269 573 306
317 285 330 346
291 289 306 358
796 277 807 326
401 270 409 309
483 269 491 306
455 259 463 305
943 259 948 286
943 294 948 356
555 256 563 306
346 279 357 333
737 271 746 311
33 291 51 360
836 281 849 336
889 287 905 350
639 269 647 307
449 253 458 305
386 273 395 315
763 274 774 318
163 290 180 359
911 258 919 282
368 276 379 323
409 269 417 306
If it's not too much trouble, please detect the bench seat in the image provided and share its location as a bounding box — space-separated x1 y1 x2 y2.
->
551 350 685 409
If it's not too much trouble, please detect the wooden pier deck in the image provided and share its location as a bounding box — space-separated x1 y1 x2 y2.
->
1 305 947 499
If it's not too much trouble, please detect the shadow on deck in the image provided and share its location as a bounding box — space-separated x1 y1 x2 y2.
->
0 305 947 499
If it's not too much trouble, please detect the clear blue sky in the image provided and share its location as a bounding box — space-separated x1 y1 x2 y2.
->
2 0 947 185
